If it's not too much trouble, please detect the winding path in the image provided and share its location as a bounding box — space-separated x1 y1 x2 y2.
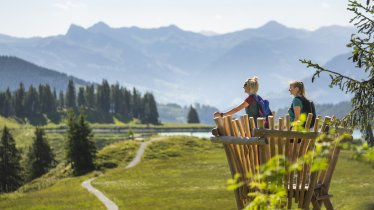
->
81 137 164 210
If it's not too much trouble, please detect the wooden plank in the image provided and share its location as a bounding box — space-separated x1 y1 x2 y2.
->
214 117 225 136
269 116 276 159
224 144 244 210
242 115 251 137
288 137 298 208
295 138 307 203
298 138 315 208
285 114 290 131
253 129 319 139
318 117 332 183
303 172 319 209
305 113 313 131
313 117 320 133
210 136 266 145
257 118 266 165
278 118 284 156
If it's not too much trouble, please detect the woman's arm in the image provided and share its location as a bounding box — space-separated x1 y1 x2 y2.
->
293 106 301 121
214 101 249 117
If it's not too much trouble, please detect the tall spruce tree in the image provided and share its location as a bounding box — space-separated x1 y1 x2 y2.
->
3 89 13 117
25 128 56 181
0 126 22 193
142 92 159 124
14 83 25 118
110 83 121 114
66 109 96 175
24 85 39 116
58 90 64 110
97 80 110 113
84 84 95 110
65 80 76 109
77 87 86 108
187 106 200 124
300 0 374 145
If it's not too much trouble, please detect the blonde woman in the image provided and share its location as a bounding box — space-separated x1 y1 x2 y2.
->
288 81 316 127
214 76 270 125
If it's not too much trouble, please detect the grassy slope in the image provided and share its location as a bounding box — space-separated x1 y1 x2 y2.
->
329 151 374 210
0 140 141 210
0 134 372 210
93 138 374 210
92 136 236 210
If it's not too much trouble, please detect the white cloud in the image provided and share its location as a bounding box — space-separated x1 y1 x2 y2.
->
321 2 330 8
214 14 223 20
53 0 87 10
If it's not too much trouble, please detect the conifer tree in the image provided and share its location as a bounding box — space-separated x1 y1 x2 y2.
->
77 87 86 108
14 83 25 117
0 126 22 192
142 92 159 124
84 84 95 110
187 106 200 124
66 109 96 175
3 88 13 117
300 0 374 145
24 85 39 115
25 128 56 181
65 80 76 109
58 90 64 110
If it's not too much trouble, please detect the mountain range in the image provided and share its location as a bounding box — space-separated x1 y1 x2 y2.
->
0 21 367 110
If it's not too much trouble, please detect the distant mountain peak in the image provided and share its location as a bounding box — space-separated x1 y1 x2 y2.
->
259 20 286 30
66 24 86 35
89 21 111 32
66 23 92 40
160 24 182 32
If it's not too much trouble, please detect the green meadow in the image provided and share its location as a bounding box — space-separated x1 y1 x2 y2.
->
0 133 373 210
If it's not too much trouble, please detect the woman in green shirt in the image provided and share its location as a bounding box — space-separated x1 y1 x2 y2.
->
288 81 305 123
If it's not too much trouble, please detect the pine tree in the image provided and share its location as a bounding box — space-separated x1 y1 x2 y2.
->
0 126 22 192
25 128 56 181
97 80 110 113
122 88 131 119
3 88 13 117
300 0 374 145
187 106 200 124
24 85 39 116
131 88 142 119
39 85 56 113
110 83 121 114
142 92 159 124
77 87 86 108
58 90 64 110
84 84 95 110
65 80 76 109
66 109 96 175
14 83 25 117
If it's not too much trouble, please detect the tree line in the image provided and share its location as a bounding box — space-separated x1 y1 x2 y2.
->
0 110 96 193
0 79 159 125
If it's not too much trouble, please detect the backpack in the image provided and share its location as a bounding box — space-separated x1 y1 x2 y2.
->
252 94 273 128
292 96 316 128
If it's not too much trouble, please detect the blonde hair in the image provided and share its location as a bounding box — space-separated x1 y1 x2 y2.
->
244 76 259 94
289 80 306 97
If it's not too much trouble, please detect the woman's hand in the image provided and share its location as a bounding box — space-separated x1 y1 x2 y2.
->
214 112 221 118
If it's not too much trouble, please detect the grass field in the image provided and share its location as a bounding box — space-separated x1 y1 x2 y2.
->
93 137 374 210
0 140 141 210
0 135 373 210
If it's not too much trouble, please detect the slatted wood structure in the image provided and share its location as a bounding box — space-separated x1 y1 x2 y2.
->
211 113 351 210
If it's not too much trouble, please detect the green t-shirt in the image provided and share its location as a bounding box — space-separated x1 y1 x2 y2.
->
288 97 303 122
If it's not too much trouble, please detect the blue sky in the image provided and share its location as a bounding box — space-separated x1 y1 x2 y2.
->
0 0 353 37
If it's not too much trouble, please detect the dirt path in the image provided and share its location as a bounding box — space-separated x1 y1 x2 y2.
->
82 137 164 210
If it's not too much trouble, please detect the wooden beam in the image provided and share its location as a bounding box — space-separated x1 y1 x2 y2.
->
253 129 319 139
210 136 266 145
